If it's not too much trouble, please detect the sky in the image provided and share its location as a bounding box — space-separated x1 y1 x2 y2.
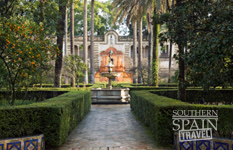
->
87 0 129 35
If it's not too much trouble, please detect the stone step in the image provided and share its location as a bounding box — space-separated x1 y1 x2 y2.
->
71 146 163 150
91 96 130 99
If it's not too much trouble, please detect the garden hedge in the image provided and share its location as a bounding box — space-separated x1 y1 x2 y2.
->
0 91 91 147
151 89 233 104
32 83 106 89
0 91 68 101
130 90 233 145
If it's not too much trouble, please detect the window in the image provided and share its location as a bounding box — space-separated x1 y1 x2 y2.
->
160 45 169 57
161 45 168 54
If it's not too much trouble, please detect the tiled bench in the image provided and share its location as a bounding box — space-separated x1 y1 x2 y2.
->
174 133 233 150
0 134 44 150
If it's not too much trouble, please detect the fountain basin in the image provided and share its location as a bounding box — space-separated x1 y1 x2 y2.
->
100 72 118 78
91 88 130 104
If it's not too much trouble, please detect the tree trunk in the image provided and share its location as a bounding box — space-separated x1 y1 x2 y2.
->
83 0 88 84
90 0 95 84
178 44 186 101
70 0 75 87
70 0 74 55
54 0 66 88
64 5 69 84
10 83 16 106
40 72 43 88
148 21 153 86
133 21 137 83
64 6 67 56
40 0 45 25
177 0 186 101
185 46 188 82
152 23 160 87
76 76 79 88
138 17 143 83
168 40 172 83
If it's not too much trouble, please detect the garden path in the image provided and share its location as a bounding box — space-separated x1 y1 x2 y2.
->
52 104 170 150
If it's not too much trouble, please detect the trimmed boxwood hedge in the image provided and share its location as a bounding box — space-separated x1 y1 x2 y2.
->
0 91 91 147
33 83 106 88
151 89 233 104
0 91 68 101
130 90 233 145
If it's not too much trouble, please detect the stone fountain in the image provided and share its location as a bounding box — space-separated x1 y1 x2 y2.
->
91 50 130 104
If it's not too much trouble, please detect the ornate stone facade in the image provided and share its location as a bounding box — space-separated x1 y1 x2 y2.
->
65 30 178 83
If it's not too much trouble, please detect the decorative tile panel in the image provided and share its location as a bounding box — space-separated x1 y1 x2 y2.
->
24 139 38 150
174 132 233 150
7 141 21 150
0 134 44 150
0 144 4 150
214 142 229 150
196 140 210 150
180 141 193 150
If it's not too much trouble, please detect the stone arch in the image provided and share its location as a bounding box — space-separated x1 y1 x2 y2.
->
88 45 91 58
79 44 84 58
74 45 79 56
104 30 119 44
143 46 149 58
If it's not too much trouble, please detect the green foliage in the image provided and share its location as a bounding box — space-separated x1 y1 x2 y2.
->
29 83 106 91
0 15 57 105
72 0 120 35
63 55 87 87
170 70 179 83
0 91 91 147
151 89 233 104
152 24 160 86
159 0 233 88
130 90 233 145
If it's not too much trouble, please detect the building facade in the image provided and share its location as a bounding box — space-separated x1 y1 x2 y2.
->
65 30 178 83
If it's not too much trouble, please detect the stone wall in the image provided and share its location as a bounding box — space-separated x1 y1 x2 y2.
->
62 30 179 83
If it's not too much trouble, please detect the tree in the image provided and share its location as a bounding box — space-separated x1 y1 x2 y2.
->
90 0 95 84
70 0 76 87
63 55 87 88
54 0 68 88
138 13 143 83
133 22 138 83
83 0 88 84
112 0 143 83
159 0 187 100
73 0 120 35
182 0 233 88
0 16 56 105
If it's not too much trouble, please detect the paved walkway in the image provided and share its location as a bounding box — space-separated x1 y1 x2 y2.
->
52 105 169 150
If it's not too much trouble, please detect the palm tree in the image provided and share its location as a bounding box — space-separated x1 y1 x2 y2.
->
112 0 143 83
83 0 88 84
133 21 137 83
137 11 143 83
54 0 68 87
140 0 168 86
147 13 153 85
64 4 69 84
70 0 75 87
90 0 95 84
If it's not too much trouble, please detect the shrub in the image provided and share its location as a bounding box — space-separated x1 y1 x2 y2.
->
151 89 233 104
130 90 233 145
0 91 91 147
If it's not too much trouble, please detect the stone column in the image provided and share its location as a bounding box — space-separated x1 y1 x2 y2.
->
77 46 80 56
143 46 146 58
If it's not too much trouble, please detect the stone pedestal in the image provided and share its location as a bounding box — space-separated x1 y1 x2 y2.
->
91 88 130 104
